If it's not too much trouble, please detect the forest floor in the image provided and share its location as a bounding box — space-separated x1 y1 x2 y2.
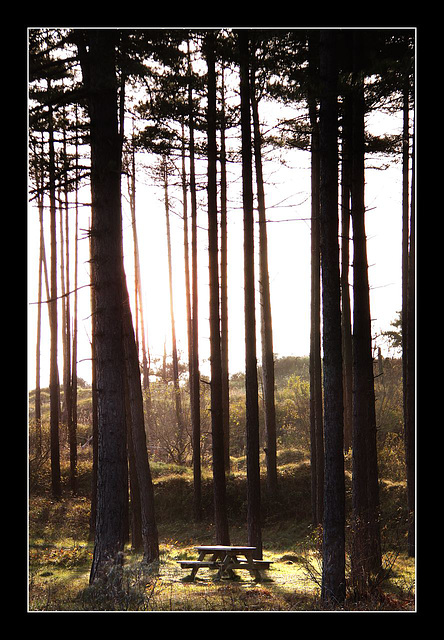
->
27 449 416 612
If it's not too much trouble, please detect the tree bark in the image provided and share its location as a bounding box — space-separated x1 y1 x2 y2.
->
350 32 382 588
318 30 345 605
48 92 62 500
181 120 192 412
89 248 98 542
128 131 150 392
122 279 159 563
34 140 47 459
308 33 324 527
126 386 143 552
219 65 230 473
405 113 415 558
163 158 186 465
341 94 353 454
78 29 129 584
205 32 230 545
187 48 202 520
71 106 80 494
250 55 278 500
61 117 76 494
239 30 262 559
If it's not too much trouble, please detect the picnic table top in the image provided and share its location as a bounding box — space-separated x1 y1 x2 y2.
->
195 545 257 552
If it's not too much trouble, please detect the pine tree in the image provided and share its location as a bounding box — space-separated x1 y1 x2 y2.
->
318 30 345 604
340 91 353 455
162 157 186 465
76 29 129 584
307 33 324 526
350 32 382 589
219 61 230 474
187 39 203 520
250 42 278 500
48 93 62 500
238 30 262 559
122 278 160 563
205 31 230 545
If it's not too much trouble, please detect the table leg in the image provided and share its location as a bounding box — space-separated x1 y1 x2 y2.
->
188 550 206 581
225 554 238 580
215 553 237 580
244 552 261 581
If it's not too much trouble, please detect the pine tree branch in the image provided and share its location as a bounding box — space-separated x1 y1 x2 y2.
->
29 283 91 305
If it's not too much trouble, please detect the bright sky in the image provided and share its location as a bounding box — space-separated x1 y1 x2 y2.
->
27 89 407 391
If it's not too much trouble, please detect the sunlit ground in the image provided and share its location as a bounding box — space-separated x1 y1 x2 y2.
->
28 534 415 612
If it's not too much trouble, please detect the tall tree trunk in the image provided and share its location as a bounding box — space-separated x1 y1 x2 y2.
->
128 131 150 392
71 105 80 494
89 231 98 542
163 158 186 465
181 120 192 401
318 30 345 604
58 192 67 425
62 116 76 495
401 76 409 428
250 56 278 500
126 379 143 552
350 33 382 589
180 119 194 473
128 450 142 550
78 30 129 584
307 33 324 527
205 32 230 545
341 94 353 454
122 278 159 563
238 30 262 560
48 92 61 500
187 46 202 520
34 141 47 459
219 65 230 473
405 112 415 558
35 208 43 458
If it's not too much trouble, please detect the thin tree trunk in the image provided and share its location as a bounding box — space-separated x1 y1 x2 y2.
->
35 212 43 458
405 114 415 558
71 105 79 494
34 145 46 459
239 30 262 560
129 130 150 392
402 76 409 430
163 158 186 465
205 32 230 546
307 34 324 527
126 383 143 552
58 192 67 423
181 121 193 382
341 94 353 454
122 277 160 563
181 119 193 436
188 44 202 520
48 92 61 500
250 57 278 501
89 228 98 542
350 32 382 588
62 115 76 495
318 30 345 605
219 65 230 473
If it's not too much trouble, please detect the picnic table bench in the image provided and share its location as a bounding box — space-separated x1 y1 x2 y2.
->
179 545 272 582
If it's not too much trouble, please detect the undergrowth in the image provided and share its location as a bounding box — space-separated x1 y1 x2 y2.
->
28 449 415 612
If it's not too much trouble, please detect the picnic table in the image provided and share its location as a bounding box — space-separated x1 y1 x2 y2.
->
179 545 272 582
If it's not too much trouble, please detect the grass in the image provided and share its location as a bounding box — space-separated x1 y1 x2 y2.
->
28 448 416 612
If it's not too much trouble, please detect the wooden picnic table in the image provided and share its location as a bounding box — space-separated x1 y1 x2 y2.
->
179 545 272 582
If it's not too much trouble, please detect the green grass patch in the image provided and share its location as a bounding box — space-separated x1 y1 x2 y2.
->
28 451 415 612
